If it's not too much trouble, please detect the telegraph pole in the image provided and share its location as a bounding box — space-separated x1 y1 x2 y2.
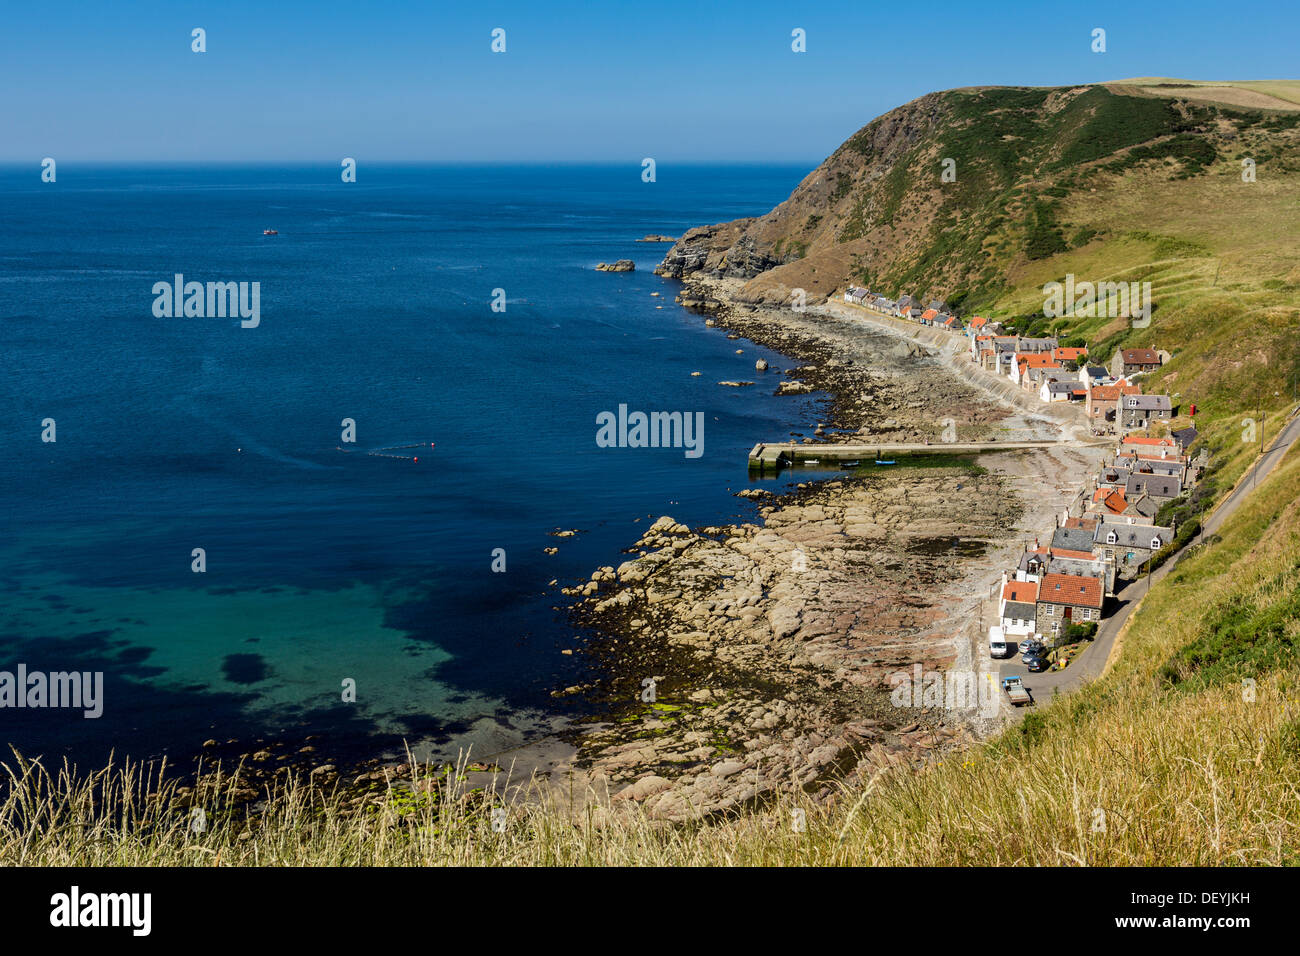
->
1255 394 1263 490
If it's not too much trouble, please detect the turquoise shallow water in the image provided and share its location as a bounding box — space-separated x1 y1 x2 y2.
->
0 163 828 766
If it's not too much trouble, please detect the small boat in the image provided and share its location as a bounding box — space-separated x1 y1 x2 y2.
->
874 459 896 466
840 460 861 468
263 229 278 236
802 459 820 465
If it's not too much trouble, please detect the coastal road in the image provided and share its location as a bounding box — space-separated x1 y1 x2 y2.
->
999 407 1300 703
825 295 1300 705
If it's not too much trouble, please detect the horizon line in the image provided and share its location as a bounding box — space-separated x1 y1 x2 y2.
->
0 158 824 167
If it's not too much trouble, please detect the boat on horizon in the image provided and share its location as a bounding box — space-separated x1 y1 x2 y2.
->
263 228 278 235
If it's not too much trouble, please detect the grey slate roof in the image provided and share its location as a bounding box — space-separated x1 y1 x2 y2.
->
1096 523 1174 550
1126 474 1182 498
1098 466 1132 487
1120 456 1183 476
1003 601 1036 620
1121 394 1173 411
1019 552 1050 574
1132 495 1161 518
1051 526 1097 553
1018 337 1058 352
1050 555 1105 577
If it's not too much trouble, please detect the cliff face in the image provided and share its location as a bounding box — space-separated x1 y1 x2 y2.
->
656 84 1292 312
655 90 949 302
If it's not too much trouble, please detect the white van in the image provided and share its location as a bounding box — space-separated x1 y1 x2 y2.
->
989 625 1011 659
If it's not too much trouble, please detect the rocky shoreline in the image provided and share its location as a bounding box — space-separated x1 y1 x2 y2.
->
530 274 1102 821
146 275 1100 827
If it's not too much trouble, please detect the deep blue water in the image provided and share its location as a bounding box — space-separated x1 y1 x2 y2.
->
0 163 825 767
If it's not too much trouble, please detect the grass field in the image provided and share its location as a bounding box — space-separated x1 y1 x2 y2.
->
1109 78 1300 111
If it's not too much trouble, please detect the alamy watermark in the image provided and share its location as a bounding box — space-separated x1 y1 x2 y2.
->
888 664 1001 718
50 886 150 936
596 404 704 459
1043 274 1150 327
152 274 260 328
0 664 103 718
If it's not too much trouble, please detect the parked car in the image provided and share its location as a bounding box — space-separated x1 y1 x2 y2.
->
1025 655 1050 673
1020 641 1046 663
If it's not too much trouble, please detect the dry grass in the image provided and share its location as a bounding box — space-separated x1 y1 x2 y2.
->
6 447 1300 865
1108 78 1300 111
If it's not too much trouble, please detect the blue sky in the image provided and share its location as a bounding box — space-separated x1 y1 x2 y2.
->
2 0 1296 163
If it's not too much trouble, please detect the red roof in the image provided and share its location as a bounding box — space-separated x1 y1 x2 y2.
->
1002 581 1039 604
969 316 988 327
921 309 939 320
1091 384 1143 402
1038 573 1104 609
1123 436 1175 447
1053 347 1088 362
1121 348 1160 365
1092 489 1128 514
1018 353 1060 369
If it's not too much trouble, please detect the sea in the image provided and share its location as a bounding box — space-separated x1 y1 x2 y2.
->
0 162 829 769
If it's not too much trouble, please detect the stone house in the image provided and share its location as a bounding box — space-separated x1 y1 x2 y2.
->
1120 393 1173 429
1035 572 1105 639
1094 520 1174 576
1086 382 1142 430
1111 347 1163 377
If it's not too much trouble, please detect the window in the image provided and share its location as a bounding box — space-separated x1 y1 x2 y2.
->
1106 531 1117 545
1151 537 1161 550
